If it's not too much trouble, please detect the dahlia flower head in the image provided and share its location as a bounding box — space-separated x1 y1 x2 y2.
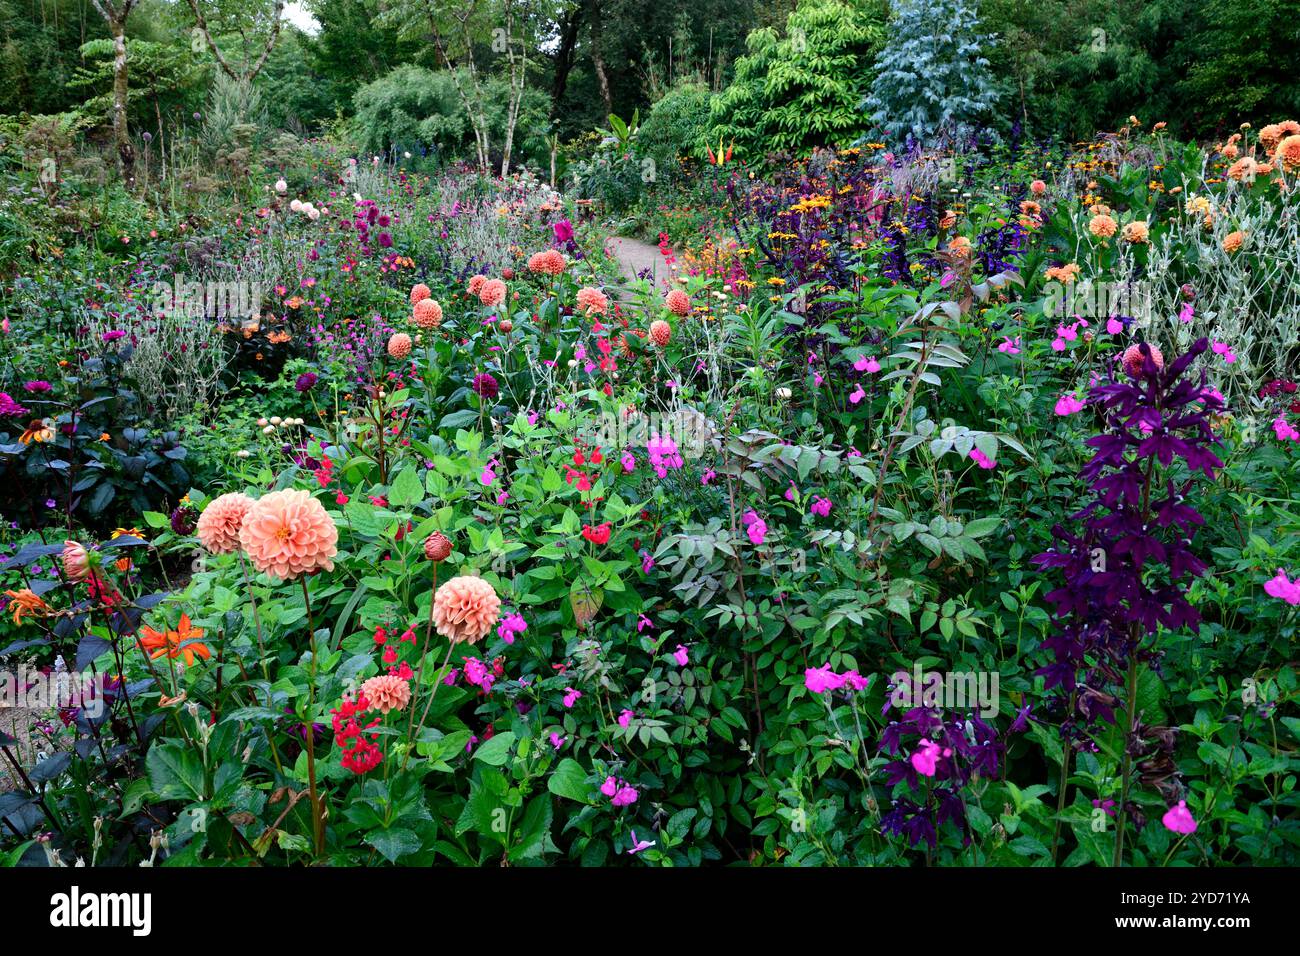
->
197 492 256 554
527 249 567 276
576 286 609 316
665 289 691 317
471 372 499 401
1274 134 1300 173
239 488 338 580
479 278 507 307
413 298 443 329
410 283 431 306
432 575 502 644
388 332 412 359
361 674 411 714
649 320 672 347
467 274 488 296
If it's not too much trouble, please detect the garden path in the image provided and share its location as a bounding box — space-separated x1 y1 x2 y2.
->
605 235 671 293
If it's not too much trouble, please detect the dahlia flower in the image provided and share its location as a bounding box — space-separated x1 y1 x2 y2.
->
361 674 411 714
410 283 431 306
432 575 501 644
479 278 507 307
196 492 255 554
413 298 443 328
665 289 690 316
648 320 671 347
527 249 566 276
387 333 412 359
239 489 338 580
576 286 608 316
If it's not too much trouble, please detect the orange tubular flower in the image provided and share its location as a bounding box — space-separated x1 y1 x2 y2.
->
4 589 52 625
138 613 212 666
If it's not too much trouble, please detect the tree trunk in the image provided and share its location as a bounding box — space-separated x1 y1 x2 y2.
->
588 0 612 115
549 5 584 120
110 20 135 186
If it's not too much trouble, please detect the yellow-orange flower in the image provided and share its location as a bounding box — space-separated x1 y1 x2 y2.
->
1222 230 1246 253
1273 134 1300 173
138 613 212 666
1121 221 1149 244
238 489 338 580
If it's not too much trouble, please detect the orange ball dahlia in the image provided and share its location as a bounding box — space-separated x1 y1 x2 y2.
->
479 278 507 307
387 333 412 359
649 320 671 347
413 298 443 329
432 575 501 644
665 289 690 316
1120 221 1149 244
196 492 255 554
239 489 338 580
410 283 431 306
527 249 567 276
467 274 488 296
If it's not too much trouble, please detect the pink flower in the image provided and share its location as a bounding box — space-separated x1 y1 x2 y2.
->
549 732 566 750
618 709 634 727
563 687 582 707
601 776 638 806
853 355 881 373
239 489 338 579
479 462 496 485
1211 340 1236 364
784 482 797 502
810 496 832 517
909 738 951 777
61 540 90 583
1106 317 1123 335
627 831 654 854
804 665 845 694
1178 302 1194 323
621 451 636 473
1161 800 1197 835
969 449 996 469
1054 393 1086 416
743 510 767 544
672 644 689 666
997 337 1021 354
1264 568 1300 605
497 612 527 644
1274 417 1300 442
849 384 866 404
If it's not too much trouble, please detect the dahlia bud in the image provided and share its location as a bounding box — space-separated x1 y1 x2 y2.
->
423 531 453 562
62 540 90 582
499 319 513 333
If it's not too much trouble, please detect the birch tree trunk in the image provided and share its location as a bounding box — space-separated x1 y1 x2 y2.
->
89 0 138 187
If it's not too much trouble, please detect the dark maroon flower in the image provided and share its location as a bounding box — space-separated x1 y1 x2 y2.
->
471 373 499 401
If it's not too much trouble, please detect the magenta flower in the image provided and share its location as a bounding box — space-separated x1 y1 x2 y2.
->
1054 393 1085 416
1264 568 1300 605
742 510 767 544
562 687 582 708
497 612 527 644
1161 801 1197 835
909 738 951 778
672 644 689 666
618 709 634 727
810 496 832 517
969 448 996 469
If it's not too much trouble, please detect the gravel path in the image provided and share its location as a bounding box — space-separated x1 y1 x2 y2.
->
605 235 671 291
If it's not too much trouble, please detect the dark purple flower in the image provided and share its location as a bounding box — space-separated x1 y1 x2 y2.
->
471 373 499 401
295 372 319 392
